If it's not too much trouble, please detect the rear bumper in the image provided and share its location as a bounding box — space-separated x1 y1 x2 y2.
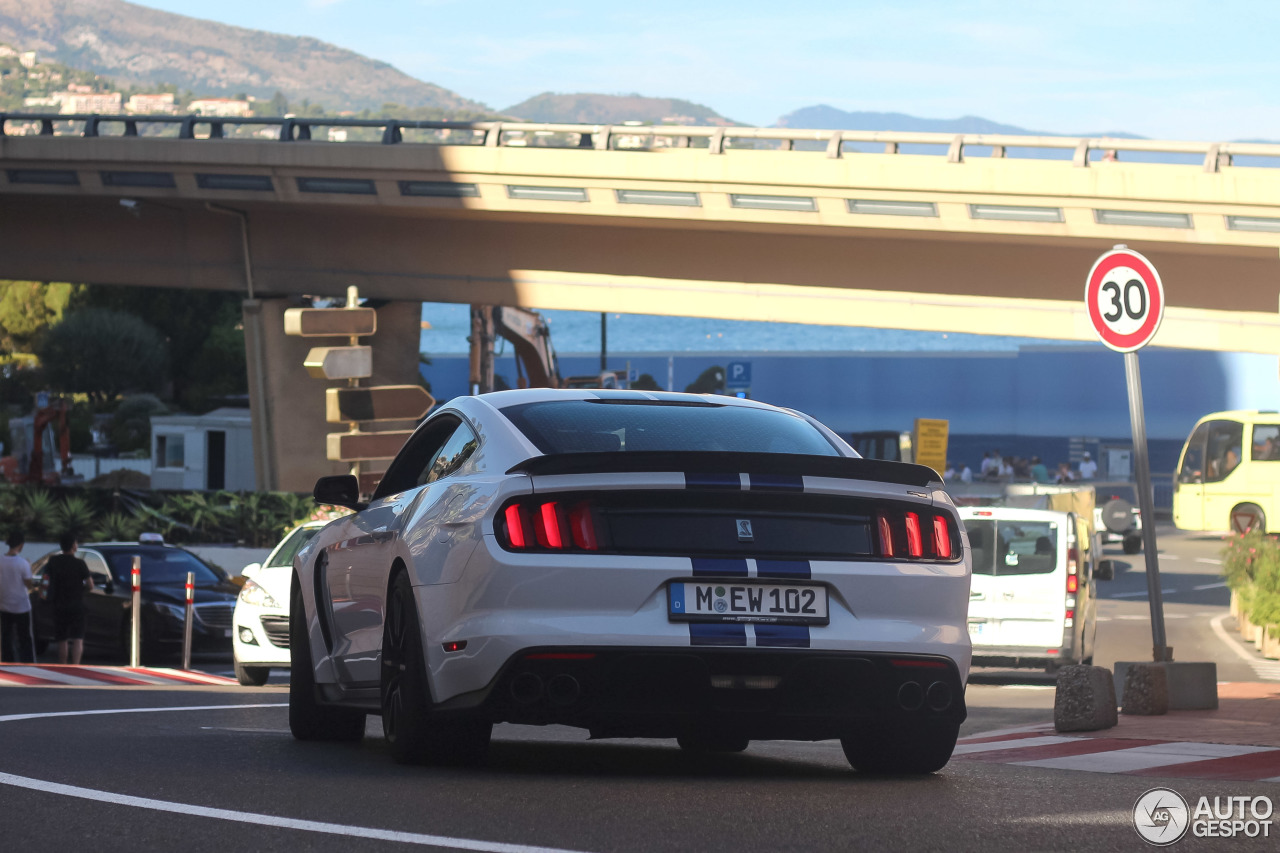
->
971 646 1074 668
438 647 966 740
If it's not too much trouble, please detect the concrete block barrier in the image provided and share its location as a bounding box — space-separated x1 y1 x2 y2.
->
1054 665 1118 732
1121 662 1169 716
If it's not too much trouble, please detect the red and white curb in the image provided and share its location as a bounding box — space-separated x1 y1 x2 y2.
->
0 665 238 687
955 725 1280 782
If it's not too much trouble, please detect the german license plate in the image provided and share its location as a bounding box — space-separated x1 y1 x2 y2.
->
668 581 828 625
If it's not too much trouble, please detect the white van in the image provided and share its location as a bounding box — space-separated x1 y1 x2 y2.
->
960 506 1113 671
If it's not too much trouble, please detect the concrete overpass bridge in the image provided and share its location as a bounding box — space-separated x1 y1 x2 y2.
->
3 112 1280 489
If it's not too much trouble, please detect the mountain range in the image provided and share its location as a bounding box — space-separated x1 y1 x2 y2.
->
2 0 1145 139
0 0 485 113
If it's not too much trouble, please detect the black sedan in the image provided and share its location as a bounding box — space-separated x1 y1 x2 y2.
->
30 540 240 661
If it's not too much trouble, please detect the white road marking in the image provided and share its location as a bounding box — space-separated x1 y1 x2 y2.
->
1112 592 1148 598
1209 613 1280 682
1195 558 1224 566
0 704 592 853
1192 582 1228 591
958 722 1054 742
1015 742 1271 773
952 735 1076 756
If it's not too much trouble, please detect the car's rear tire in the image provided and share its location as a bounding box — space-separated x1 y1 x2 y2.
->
841 722 959 774
235 658 270 687
1122 534 1142 554
677 732 750 754
381 571 490 766
289 576 366 742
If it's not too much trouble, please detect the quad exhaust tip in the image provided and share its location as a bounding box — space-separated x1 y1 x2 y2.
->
546 674 582 706
927 681 953 712
897 681 924 712
510 672 544 704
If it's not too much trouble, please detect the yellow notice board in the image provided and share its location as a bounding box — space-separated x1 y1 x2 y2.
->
913 418 949 477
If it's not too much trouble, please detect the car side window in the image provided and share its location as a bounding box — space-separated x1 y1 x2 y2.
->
373 415 461 499
419 424 478 487
1252 425 1280 461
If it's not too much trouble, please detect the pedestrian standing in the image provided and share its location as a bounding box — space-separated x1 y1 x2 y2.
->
1078 452 1098 480
44 534 94 665
0 530 36 663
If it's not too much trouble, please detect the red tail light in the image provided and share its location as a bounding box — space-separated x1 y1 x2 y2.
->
932 515 952 559
1066 574 1078 594
501 498 602 552
879 510 956 561
568 502 599 550
536 501 565 549
904 512 923 558
504 504 528 549
877 514 895 557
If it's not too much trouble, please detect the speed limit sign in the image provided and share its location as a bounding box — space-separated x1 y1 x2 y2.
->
1085 246 1165 352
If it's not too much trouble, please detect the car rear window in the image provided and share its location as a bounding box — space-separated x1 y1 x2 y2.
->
500 400 839 456
965 519 1058 576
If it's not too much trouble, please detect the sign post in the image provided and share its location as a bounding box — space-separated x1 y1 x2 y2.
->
1086 245 1170 662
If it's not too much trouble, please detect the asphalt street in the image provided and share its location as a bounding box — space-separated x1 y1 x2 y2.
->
1 523 1275 852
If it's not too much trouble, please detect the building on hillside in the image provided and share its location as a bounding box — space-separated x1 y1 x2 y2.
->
0 45 16 58
188 98 252 118
126 92 177 114
22 96 57 108
18 50 36 68
67 83 92 94
53 90 123 114
150 408 256 491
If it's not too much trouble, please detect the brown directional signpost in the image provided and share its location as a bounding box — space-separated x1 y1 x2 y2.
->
285 287 432 494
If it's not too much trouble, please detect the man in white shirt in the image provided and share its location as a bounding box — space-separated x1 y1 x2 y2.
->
0 530 36 663
959 463 973 483
1078 452 1098 480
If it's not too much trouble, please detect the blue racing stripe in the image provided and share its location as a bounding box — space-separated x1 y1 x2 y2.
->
692 558 749 577
756 559 811 579
684 472 741 490
690 622 747 646
748 473 803 492
755 624 811 648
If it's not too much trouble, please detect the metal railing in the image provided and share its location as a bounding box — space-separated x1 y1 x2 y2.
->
2 111 1277 173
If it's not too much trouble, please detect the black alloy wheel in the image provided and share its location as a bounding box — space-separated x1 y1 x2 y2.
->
381 571 490 765
288 574 366 742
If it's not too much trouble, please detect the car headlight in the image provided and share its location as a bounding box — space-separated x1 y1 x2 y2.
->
238 579 280 609
153 602 187 621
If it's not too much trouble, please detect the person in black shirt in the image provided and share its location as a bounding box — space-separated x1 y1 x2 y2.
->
44 534 94 665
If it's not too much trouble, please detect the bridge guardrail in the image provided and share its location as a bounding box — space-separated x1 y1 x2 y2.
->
0 111 1273 173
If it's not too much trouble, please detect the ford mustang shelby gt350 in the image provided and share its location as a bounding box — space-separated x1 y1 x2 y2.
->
290 389 972 773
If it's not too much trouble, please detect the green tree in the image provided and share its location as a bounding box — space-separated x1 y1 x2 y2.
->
38 308 168 405
0 281 80 357
70 286 246 411
632 373 662 391
684 365 726 394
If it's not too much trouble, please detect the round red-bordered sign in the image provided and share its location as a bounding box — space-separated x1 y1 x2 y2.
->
1085 247 1164 352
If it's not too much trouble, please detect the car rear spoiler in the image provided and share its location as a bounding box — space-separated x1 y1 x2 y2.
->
507 451 940 488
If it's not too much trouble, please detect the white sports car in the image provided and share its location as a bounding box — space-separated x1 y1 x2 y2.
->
290 389 972 773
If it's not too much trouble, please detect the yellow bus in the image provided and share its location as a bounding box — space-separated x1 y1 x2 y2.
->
1173 410 1280 534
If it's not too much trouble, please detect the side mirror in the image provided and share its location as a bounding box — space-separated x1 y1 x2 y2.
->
90 572 113 593
1095 559 1115 582
314 474 365 511
240 562 262 579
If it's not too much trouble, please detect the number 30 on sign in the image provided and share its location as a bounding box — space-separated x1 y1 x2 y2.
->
1085 246 1165 353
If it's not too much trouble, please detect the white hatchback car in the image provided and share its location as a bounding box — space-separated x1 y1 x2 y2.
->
291 389 973 773
232 520 328 685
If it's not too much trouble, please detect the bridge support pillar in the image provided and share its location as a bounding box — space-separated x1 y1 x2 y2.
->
242 297 424 493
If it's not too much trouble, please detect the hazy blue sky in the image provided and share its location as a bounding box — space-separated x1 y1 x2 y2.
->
135 1 1276 139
